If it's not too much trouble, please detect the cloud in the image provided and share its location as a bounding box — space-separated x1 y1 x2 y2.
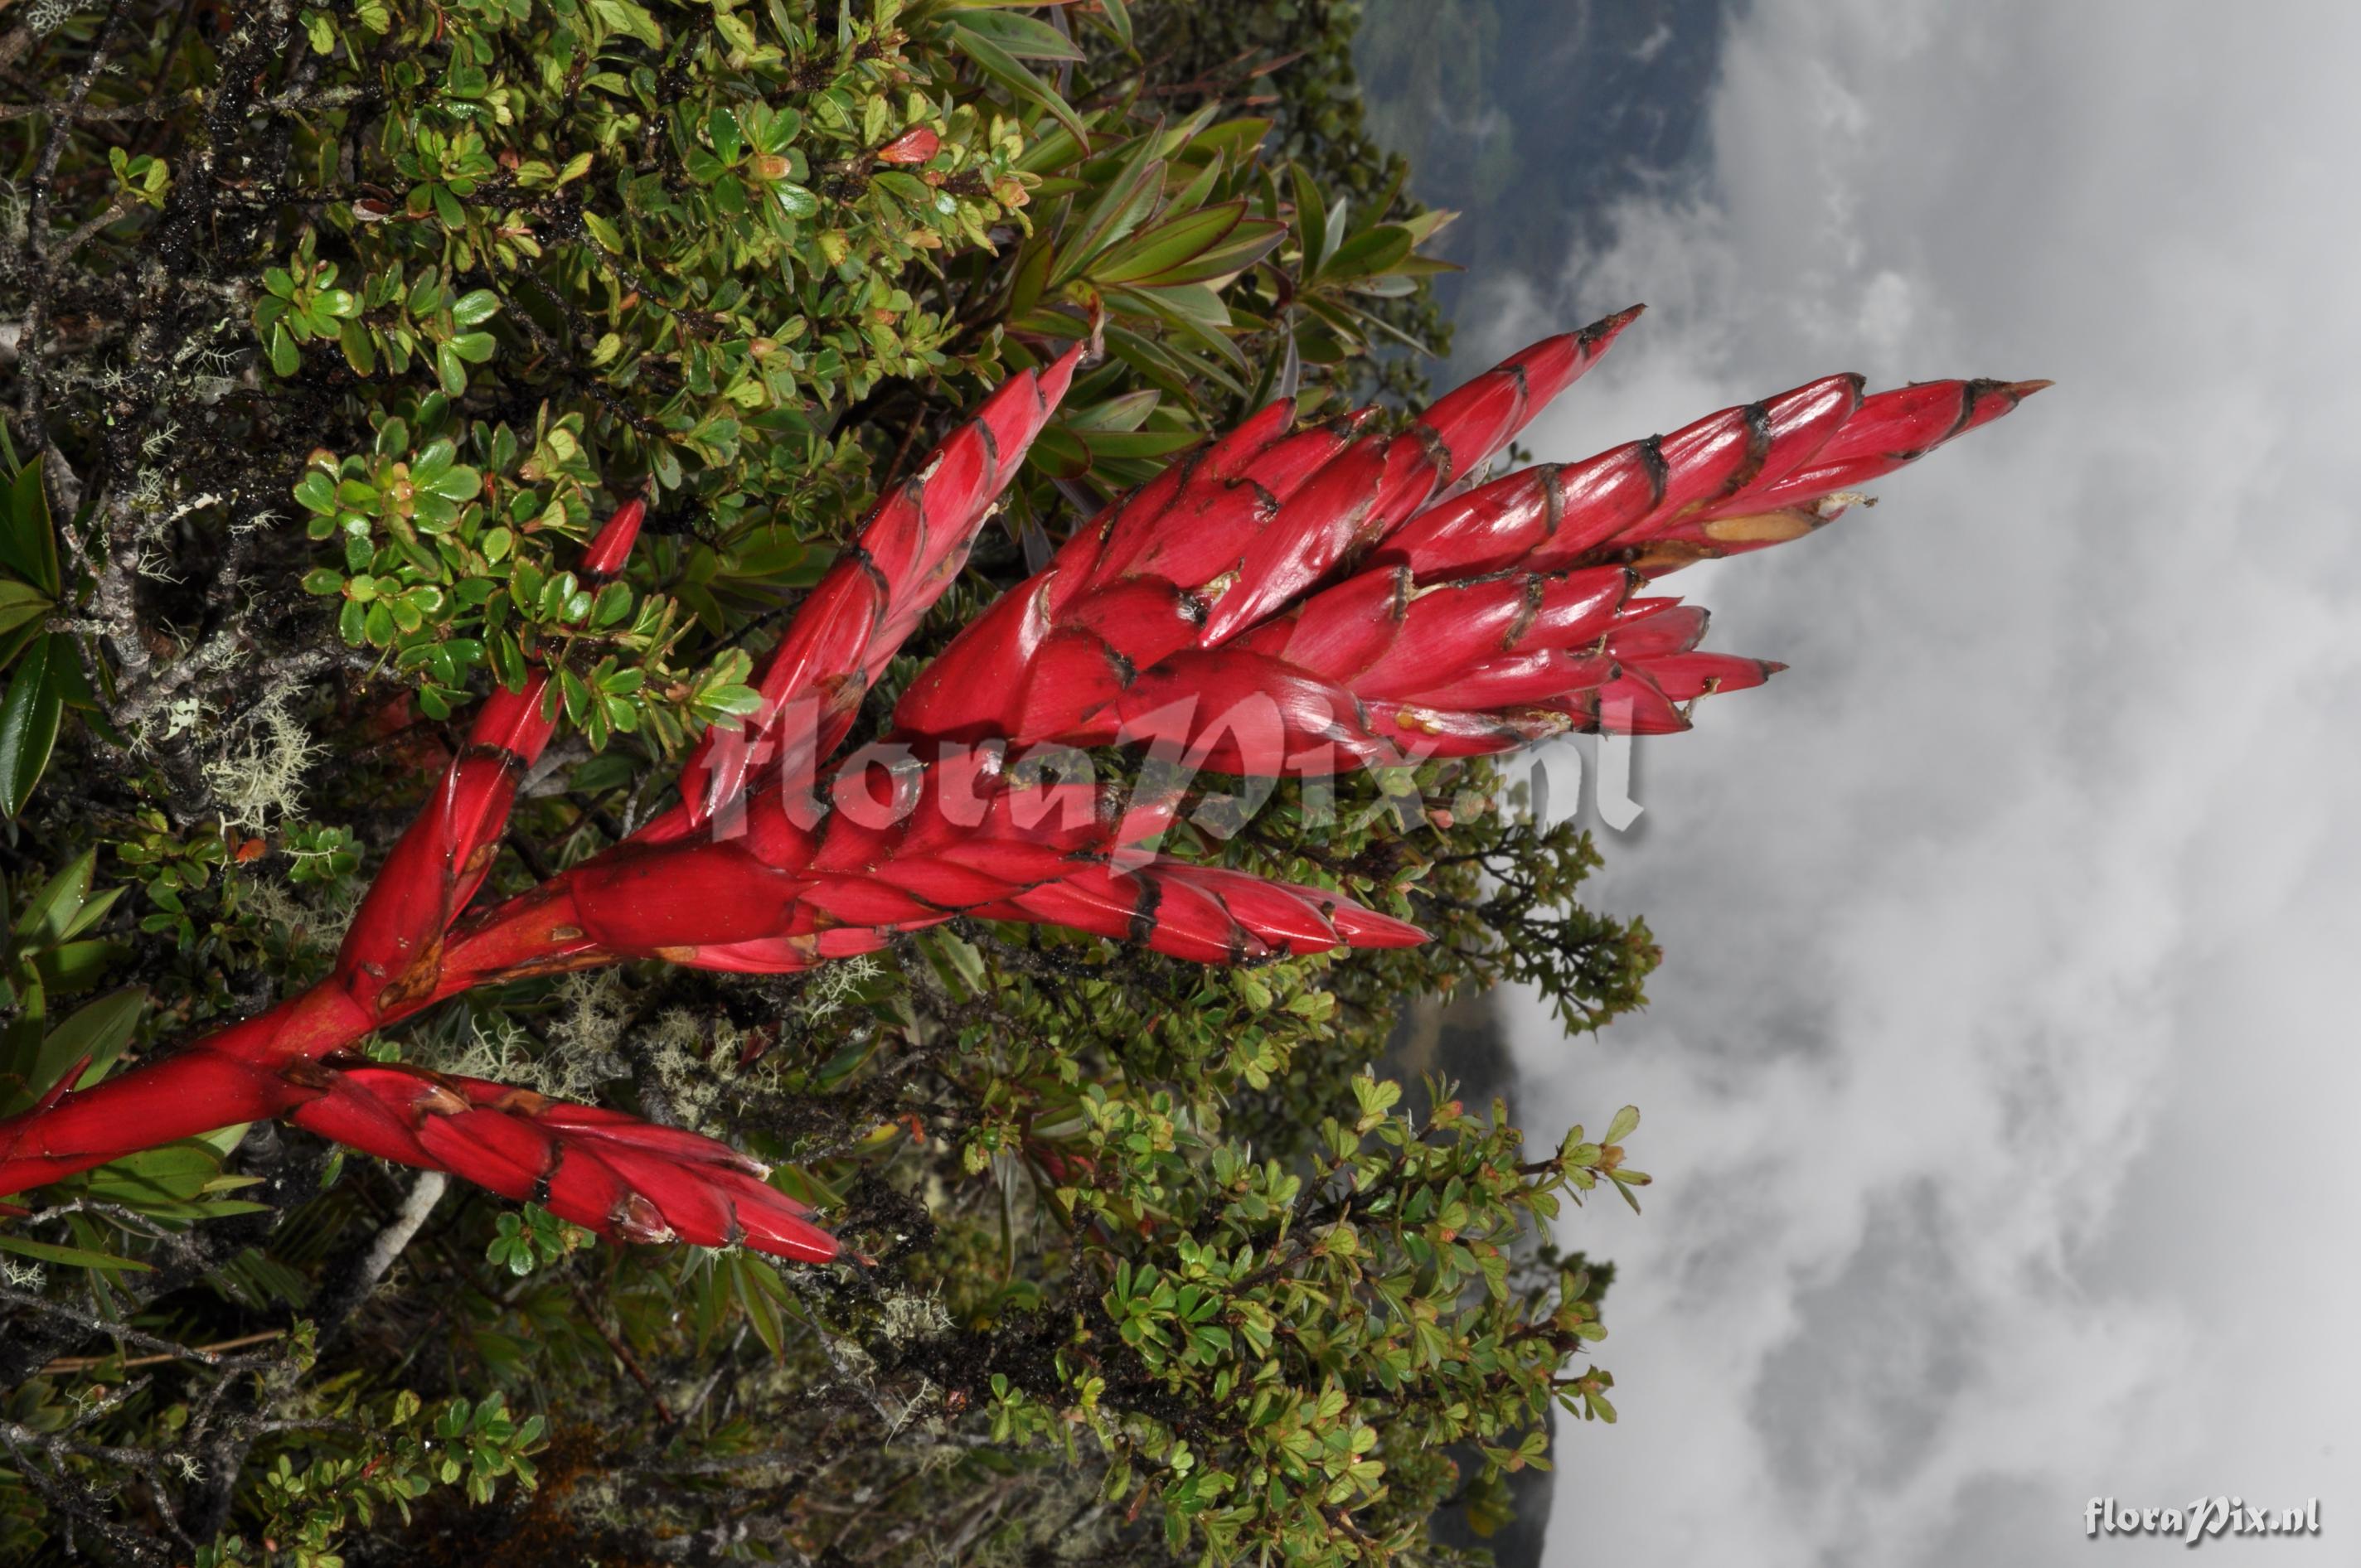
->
1479 2 2361 1563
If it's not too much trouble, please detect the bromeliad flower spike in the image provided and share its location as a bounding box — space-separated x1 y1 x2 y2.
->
0 310 2043 1259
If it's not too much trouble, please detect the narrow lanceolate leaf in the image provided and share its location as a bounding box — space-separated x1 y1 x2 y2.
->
1135 218 1286 288
0 1231 152 1273
1 457 62 597
1318 223 1414 285
1049 135 1166 288
946 7 1085 61
947 22 1091 143
1096 0 1133 50
0 634 65 816
1091 203 1244 286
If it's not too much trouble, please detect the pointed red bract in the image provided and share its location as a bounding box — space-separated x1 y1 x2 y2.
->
659 347 1083 839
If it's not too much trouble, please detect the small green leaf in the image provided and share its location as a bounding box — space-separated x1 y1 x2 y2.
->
422 463 482 502
293 471 339 515
450 288 502 327
589 0 663 47
705 105 744 164
581 208 626 252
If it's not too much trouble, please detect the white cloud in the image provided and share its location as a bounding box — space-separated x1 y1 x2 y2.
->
1485 3 2361 1563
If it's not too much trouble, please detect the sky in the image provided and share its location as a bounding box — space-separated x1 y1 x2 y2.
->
1382 2 2361 1563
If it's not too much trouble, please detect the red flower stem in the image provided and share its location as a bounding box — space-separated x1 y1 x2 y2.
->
0 984 371 1193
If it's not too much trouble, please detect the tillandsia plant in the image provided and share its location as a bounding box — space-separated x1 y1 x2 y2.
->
0 315 2039 1554
0 0 2040 1561
0 307 2044 1236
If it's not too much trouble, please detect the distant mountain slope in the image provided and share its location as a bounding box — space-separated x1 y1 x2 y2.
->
1357 0 1733 375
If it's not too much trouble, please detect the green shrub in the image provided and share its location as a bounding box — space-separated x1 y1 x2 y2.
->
0 2 1655 1561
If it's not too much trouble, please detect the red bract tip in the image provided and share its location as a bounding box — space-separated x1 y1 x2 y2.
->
1035 341 1085 409
582 497 645 578
1412 304 1643 486
876 126 940 166
1326 903 1429 949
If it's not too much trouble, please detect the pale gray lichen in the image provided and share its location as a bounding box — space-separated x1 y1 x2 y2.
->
241 874 355 955
874 1285 953 1348
437 999 624 1104
642 1005 745 1134
550 970 629 1063
200 680 325 832
22 0 77 38
799 951 881 1024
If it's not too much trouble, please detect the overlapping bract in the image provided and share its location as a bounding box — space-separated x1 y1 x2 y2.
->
0 1028 834 1259
0 316 2039 1263
898 307 2045 763
0 373 1070 1251
651 355 1080 842
443 742 1425 980
287 1060 834 1257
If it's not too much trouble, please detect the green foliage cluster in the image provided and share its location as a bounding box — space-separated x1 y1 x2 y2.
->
0 0 1661 1563
970 1072 1638 1564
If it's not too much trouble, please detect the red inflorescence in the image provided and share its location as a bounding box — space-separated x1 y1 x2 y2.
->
0 318 2041 1260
